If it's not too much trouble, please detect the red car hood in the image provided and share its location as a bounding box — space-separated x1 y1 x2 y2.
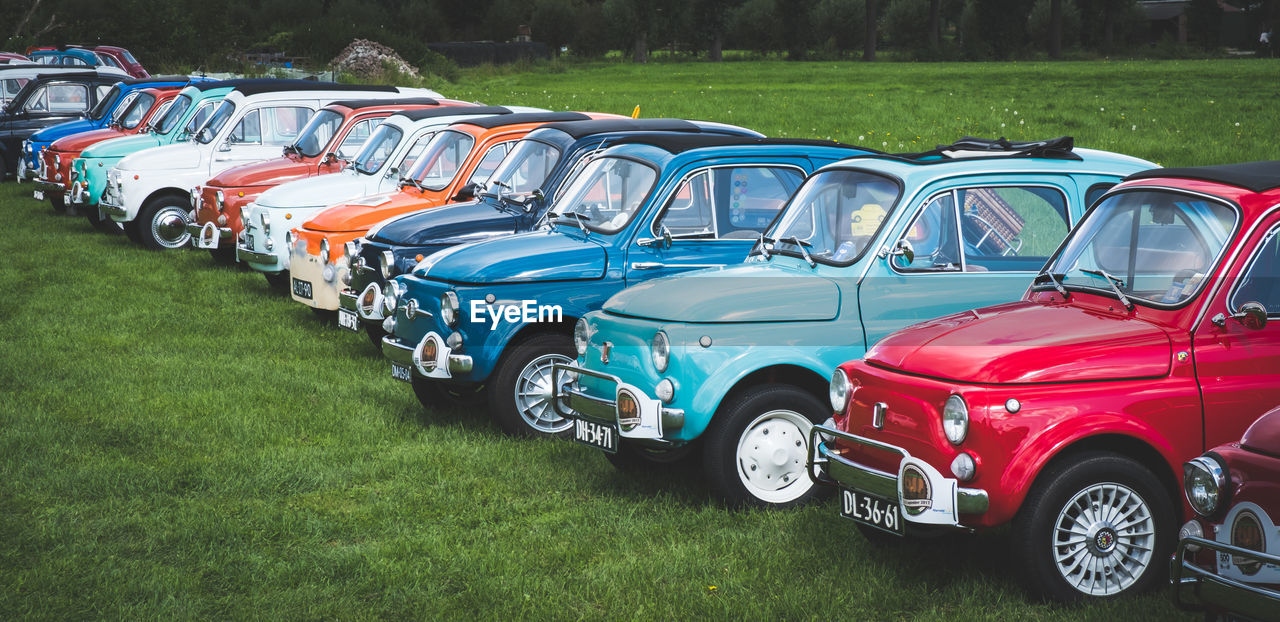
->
865 301 1172 384
206 156 314 188
51 128 127 152
1241 408 1280 456
304 189 442 233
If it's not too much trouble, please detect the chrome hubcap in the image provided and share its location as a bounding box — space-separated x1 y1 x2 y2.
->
153 206 190 248
1052 482 1156 596
736 409 813 504
513 353 574 435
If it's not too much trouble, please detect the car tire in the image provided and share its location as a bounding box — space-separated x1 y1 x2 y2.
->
263 271 290 292
1010 451 1174 603
702 384 829 509
487 332 576 438
86 206 123 234
134 196 191 250
604 440 700 473
364 324 386 350
410 377 484 411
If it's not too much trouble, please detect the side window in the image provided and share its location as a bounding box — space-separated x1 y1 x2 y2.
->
894 192 960 272
654 166 805 240
95 85 112 101
338 118 377 158
1085 183 1114 208
467 142 511 186
397 132 436 172
1229 225 1280 316
959 186 1069 272
43 84 89 113
657 170 713 237
22 86 49 111
184 102 216 136
229 109 261 144
261 106 311 145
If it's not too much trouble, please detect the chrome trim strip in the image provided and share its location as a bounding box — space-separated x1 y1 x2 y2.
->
236 246 275 264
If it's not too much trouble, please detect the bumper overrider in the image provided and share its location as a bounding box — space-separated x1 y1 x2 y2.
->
1171 536 1280 620
550 362 686 448
808 424 989 529
381 333 473 380
188 222 233 249
338 282 387 322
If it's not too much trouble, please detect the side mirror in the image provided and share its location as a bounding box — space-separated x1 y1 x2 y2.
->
1213 301 1268 330
637 225 674 249
887 238 915 265
661 225 673 249
217 140 231 152
453 183 478 201
384 166 398 179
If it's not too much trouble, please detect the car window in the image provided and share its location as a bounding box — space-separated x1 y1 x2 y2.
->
654 166 803 239
228 108 261 144
259 106 311 145
549 156 658 234
484 139 560 197
893 192 961 271
1086 182 1114 207
409 130 475 191
466 141 512 186
95 85 112 101
1229 225 1280 316
959 187 1069 272
117 92 155 129
395 130 437 174
24 83 89 113
351 123 406 175
337 118 378 158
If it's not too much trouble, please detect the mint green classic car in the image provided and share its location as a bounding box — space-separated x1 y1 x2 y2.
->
554 137 1157 508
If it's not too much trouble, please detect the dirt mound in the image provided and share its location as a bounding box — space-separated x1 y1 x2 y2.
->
330 39 419 79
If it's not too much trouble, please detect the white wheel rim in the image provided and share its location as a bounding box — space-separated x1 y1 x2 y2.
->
1051 482 1156 596
735 409 813 505
513 353 574 435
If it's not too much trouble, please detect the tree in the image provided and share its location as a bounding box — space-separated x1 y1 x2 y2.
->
532 0 579 56
865 0 879 60
811 0 865 55
728 0 779 56
1049 0 1062 58
692 0 742 61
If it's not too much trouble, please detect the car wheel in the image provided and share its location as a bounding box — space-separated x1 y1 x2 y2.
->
410 377 484 411
86 206 123 234
263 271 290 292
364 324 386 350
135 196 191 250
488 333 576 438
702 384 829 508
604 440 700 473
1010 452 1173 603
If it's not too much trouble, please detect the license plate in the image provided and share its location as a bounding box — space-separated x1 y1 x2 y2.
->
337 308 359 331
33 190 43 201
63 191 72 205
840 489 904 536
246 233 255 249
390 363 412 383
292 278 313 299
573 417 619 453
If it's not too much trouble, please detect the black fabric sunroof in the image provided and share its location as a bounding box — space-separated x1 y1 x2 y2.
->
121 75 191 85
392 105 510 122
604 134 859 154
328 97 439 110
537 118 701 139
1126 161 1280 193
455 111 591 129
230 80 399 97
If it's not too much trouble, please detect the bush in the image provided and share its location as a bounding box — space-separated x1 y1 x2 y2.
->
883 0 933 52
727 0 780 55
1027 0 1083 51
810 0 865 55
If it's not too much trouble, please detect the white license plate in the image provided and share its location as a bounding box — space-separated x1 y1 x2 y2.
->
292 278 313 299
390 363 413 383
33 190 43 201
63 191 72 205
337 308 359 331
840 489 904 536
246 233 255 249
573 417 619 453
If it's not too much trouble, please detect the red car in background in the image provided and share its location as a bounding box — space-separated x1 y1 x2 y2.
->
25 45 147 78
189 97 470 262
811 160 1280 602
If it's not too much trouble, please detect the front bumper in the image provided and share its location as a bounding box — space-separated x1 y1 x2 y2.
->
809 424 990 527
381 333 474 379
551 362 686 441
288 251 346 311
187 222 233 249
1171 536 1280 620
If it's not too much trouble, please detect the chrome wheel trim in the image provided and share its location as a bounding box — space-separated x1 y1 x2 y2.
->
513 353 574 435
1051 482 1156 596
152 205 191 248
735 409 813 504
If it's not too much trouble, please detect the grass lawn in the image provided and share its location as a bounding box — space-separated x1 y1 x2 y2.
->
4 58 1277 620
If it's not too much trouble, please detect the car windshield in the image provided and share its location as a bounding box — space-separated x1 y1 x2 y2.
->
407 130 475 191
351 123 404 175
154 94 192 135
765 169 902 265
195 100 236 144
292 109 343 158
482 139 561 200
547 156 657 234
1045 190 1237 307
115 92 154 129
86 84 122 120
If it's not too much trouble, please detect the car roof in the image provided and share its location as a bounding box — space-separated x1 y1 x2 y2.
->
228 80 399 97
1125 160 1280 193
452 111 591 130
327 97 439 110
536 118 703 139
604 133 862 154
390 105 511 123
823 136 1156 180
118 75 191 86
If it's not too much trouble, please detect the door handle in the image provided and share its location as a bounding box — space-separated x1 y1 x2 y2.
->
631 262 664 270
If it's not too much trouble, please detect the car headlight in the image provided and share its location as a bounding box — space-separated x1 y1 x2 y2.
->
320 238 330 262
1183 455 1228 516
574 318 589 356
215 190 225 211
829 369 851 413
190 187 199 206
941 394 968 445
342 241 357 270
383 281 402 315
650 330 669 372
381 250 394 279
440 291 460 327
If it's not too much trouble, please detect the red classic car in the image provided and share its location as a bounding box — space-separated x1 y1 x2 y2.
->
1172 406 1280 620
810 160 1280 602
189 97 467 262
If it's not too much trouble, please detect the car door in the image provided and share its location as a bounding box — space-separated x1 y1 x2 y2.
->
1194 211 1280 450
215 103 316 170
858 176 1077 347
626 161 807 284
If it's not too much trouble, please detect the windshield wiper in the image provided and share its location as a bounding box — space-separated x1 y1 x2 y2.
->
783 235 815 268
753 233 775 260
399 176 425 192
1033 269 1070 299
1081 268 1133 310
549 211 590 234
282 144 300 156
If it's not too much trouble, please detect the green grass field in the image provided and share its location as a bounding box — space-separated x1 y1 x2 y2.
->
3 59 1278 620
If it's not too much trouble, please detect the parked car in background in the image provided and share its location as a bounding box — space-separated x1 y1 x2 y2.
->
236 106 539 288
86 46 148 78
286 110 605 313
99 80 440 249
1 69 127 179
1173 406 1280 621
380 134 871 440
189 97 467 262
36 85 183 218
556 137 1153 509
0 64 123 111
0 53 32 65
340 117 763 347
27 47 124 72
810 160 1280 602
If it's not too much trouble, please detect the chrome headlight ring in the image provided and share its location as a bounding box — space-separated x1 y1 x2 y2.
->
941 394 969 445
650 330 669 373
440 291 460 328
829 369 851 414
1183 455 1229 517
574 318 589 356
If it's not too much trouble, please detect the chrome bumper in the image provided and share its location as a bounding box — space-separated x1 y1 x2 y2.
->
339 289 359 313
186 223 232 239
550 363 685 433
809 424 990 517
100 196 126 218
236 244 276 265
380 335 474 376
1171 536 1280 620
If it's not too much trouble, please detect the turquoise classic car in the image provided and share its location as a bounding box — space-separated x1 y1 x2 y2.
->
553 137 1157 508
380 135 874 439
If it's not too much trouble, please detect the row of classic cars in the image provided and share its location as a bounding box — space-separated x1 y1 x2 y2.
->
8 70 1277 613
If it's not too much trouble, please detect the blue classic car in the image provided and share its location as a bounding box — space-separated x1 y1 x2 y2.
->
551 137 1158 508
340 117 763 346
380 135 874 438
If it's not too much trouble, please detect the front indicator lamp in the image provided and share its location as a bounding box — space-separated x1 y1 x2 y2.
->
655 378 675 404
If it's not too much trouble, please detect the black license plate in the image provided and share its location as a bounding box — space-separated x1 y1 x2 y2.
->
572 417 619 453
390 363 413 383
840 489 903 536
292 278 313 299
337 308 359 331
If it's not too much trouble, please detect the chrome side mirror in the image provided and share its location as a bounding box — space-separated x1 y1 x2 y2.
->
637 226 673 249
888 238 914 265
1212 301 1268 330
384 166 398 179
